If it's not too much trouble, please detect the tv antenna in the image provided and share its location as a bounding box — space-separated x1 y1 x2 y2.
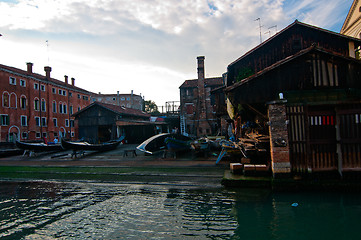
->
264 30 271 38
269 25 278 35
255 18 263 43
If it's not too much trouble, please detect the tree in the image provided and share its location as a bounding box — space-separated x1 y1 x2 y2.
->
144 100 160 114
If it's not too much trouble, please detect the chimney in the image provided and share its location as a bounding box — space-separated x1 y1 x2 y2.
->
71 77 75 86
197 56 205 81
26 62 33 73
44 66 51 79
64 75 68 84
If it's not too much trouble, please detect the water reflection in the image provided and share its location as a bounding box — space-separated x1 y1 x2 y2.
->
0 181 361 239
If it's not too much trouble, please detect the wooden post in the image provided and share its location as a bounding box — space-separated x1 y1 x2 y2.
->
335 108 343 177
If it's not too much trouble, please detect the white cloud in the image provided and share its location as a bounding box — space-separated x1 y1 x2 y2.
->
0 0 351 106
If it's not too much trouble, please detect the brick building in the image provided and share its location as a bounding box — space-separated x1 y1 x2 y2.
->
179 56 224 137
0 62 92 142
91 91 144 111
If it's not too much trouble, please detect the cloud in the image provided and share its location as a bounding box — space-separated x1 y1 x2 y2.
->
0 0 351 105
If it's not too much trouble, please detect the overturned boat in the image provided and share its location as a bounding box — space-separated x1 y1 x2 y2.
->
137 133 192 154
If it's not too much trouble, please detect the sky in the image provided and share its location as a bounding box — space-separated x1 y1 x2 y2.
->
0 0 353 107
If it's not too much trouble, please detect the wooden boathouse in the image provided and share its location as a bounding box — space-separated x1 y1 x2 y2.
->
224 20 361 178
72 102 167 144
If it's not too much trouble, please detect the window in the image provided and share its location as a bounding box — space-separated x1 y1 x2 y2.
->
10 93 17 108
59 103 63 113
41 85 45 91
65 119 69 127
70 120 74 128
9 77 16 85
42 132 47 138
112 97 116 101
35 117 40 126
58 89 66 96
77 94 80 99
34 83 39 90
71 132 75 137
121 97 125 101
22 132 28 139
36 132 41 138
69 105 73 115
21 116 27 126
34 99 39 111
63 104 67 114
126 97 130 101
42 117 47 126
69 92 72 97
54 132 58 138
41 99 46 112
83 96 88 100
185 104 194 114
53 118 58 127
0 115 9 126
2 92 9 107
20 96 26 109
20 79 26 87
52 101 57 113
52 88 56 94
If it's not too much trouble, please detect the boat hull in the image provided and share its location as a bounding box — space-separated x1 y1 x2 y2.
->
61 137 123 152
165 137 191 151
137 133 192 154
15 141 63 152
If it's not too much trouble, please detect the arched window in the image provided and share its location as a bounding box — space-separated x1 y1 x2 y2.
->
10 93 17 108
59 102 63 113
63 103 67 114
34 98 39 111
2 92 9 107
52 101 57 113
41 98 46 112
20 96 27 109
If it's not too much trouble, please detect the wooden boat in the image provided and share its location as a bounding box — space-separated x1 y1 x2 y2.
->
165 137 191 151
15 140 63 152
136 133 192 154
61 137 123 152
216 140 247 164
190 138 211 152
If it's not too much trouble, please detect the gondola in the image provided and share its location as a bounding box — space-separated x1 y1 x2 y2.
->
61 137 123 152
15 140 63 152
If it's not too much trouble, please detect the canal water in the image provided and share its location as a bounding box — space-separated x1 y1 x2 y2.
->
0 180 361 239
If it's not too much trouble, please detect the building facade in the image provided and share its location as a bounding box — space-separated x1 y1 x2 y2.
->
341 0 361 38
179 56 224 137
91 91 144 111
0 62 92 142
225 20 361 178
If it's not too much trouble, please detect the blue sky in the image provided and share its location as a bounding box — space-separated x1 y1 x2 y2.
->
0 0 353 106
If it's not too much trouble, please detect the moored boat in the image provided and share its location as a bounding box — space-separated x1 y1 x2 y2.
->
164 137 191 151
15 141 63 152
61 137 123 152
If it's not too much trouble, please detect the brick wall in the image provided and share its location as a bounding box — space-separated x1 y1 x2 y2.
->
268 101 291 177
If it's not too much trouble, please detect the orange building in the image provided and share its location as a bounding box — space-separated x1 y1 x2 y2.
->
0 62 92 142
